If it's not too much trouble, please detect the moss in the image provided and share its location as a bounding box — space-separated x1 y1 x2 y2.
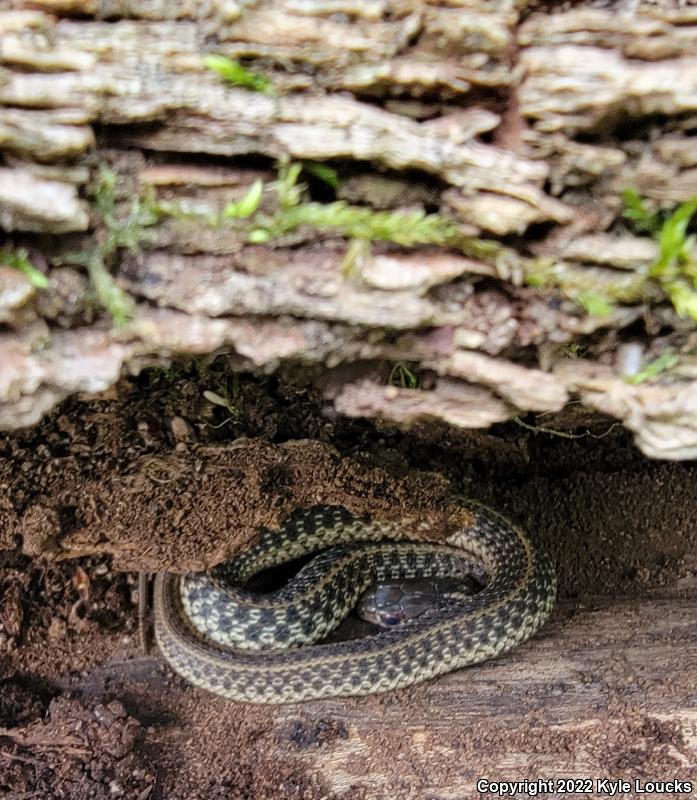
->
57 166 160 326
150 161 510 276
205 55 274 95
84 250 134 328
622 189 661 234
146 163 697 328
231 161 495 255
523 258 648 311
251 200 462 246
575 291 614 317
523 192 697 324
340 238 372 278
560 343 586 358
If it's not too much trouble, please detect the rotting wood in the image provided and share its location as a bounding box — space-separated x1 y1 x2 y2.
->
266 596 697 800
2 2 697 458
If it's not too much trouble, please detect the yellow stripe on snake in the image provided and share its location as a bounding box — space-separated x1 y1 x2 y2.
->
154 501 556 703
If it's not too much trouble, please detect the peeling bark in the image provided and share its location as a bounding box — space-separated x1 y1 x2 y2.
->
2 1 697 458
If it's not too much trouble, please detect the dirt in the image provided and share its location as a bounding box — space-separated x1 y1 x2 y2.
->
1 369 696 799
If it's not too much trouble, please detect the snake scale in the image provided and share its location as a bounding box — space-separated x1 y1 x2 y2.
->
154 501 556 703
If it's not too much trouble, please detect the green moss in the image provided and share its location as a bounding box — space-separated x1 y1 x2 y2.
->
159 163 697 326
576 291 614 317
340 238 372 278
93 167 160 252
57 166 161 326
652 198 697 278
520 192 697 322
560 342 585 358
243 160 463 248
274 162 304 210
205 54 274 95
1 246 49 289
84 251 134 327
152 161 507 272
252 200 461 246
97 165 697 330
523 258 650 312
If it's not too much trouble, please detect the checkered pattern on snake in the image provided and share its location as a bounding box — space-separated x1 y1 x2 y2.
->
154 500 556 703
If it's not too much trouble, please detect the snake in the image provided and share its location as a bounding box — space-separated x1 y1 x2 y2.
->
153 501 556 703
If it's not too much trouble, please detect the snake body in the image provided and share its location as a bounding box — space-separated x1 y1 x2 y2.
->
154 501 556 703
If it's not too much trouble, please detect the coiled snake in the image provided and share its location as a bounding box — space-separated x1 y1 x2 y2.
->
154 501 556 703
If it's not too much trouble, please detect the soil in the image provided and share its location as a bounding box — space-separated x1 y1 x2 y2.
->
1 369 696 799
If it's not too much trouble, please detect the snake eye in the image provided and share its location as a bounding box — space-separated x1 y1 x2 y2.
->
382 613 401 626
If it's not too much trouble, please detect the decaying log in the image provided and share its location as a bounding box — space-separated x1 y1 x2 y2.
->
56 594 692 799
259 596 697 799
3 6 697 798
3 1 697 459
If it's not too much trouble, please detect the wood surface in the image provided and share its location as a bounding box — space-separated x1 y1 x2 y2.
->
2 2 697 457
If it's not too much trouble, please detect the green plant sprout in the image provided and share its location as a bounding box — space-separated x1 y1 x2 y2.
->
1 246 49 289
205 54 273 94
202 389 240 416
222 179 264 220
274 162 304 210
302 162 340 191
621 189 661 234
388 363 420 389
560 343 585 359
201 379 241 429
650 198 697 321
623 191 697 324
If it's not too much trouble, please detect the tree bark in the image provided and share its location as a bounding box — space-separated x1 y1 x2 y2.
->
2 1 697 457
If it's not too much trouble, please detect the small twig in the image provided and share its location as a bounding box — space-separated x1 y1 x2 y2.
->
138 572 152 654
0 728 89 754
0 749 44 767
